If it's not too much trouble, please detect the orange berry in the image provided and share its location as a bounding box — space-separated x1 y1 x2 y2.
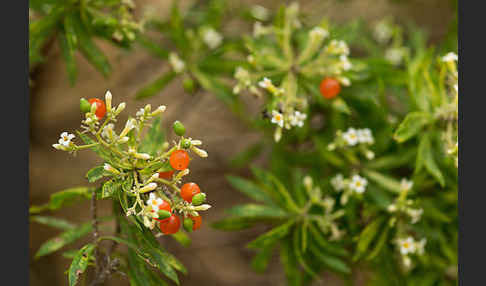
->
180 182 201 203
169 150 190 170
159 214 180 234
190 215 202 231
319 78 341 99
158 170 175 180
88 98 107 119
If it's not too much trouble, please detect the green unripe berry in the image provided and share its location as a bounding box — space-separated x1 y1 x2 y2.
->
181 139 192 149
183 217 193 232
192 193 206 206
182 77 195 93
158 210 171 220
173 121 186 136
80 98 91 113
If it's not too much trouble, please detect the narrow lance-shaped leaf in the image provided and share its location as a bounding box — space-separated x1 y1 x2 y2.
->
30 215 76 230
394 112 432 143
68 244 95 286
416 133 445 186
247 219 295 249
35 222 93 259
136 71 177 100
30 187 92 214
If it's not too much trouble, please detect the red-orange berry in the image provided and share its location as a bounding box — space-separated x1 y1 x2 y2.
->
319 78 341 99
159 214 180 234
180 182 201 203
169 150 190 170
158 170 175 180
88 98 107 119
190 215 202 231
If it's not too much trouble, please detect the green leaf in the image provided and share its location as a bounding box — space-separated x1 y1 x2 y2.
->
136 71 177 99
309 244 351 274
364 147 416 170
139 117 166 156
30 215 75 230
247 220 295 249
362 169 402 193
71 14 111 76
30 187 92 214
68 244 95 286
226 204 287 218
211 217 258 231
280 237 303 286
35 222 92 259
394 112 432 143
137 35 169 59
353 217 385 261
251 241 276 273
229 142 264 169
86 166 108 183
171 232 191 247
366 225 390 260
332 97 352 115
58 28 78 85
416 134 445 186
101 180 122 199
226 175 273 205
308 224 349 257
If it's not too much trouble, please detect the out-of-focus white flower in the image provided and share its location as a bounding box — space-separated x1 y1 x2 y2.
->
271 110 284 128
289 111 307 127
202 27 223 49
250 5 269 21
253 22 268 37
58 132 75 147
373 20 393 44
274 126 282 142
387 203 397 212
385 47 407 66
407 208 423 224
416 238 427 255
340 55 352 71
398 237 416 255
400 178 413 192
331 174 346 191
309 26 329 41
349 175 367 193
342 128 359 146
169 52 186 73
258 77 272 89
101 123 115 139
357 128 374 144
442 52 458 63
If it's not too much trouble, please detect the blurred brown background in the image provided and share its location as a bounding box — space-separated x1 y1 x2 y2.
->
29 0 454 285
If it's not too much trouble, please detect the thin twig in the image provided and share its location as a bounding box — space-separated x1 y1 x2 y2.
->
91 192 103 284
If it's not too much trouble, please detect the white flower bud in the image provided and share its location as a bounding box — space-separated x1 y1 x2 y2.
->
194 204 211 211
115 102 126 115
120 118 136 138
117 136 129 144
104 163 120 175
151 105 166 116
135 152 152 160
151 173 159 179
90 102 98 114
105 90 112 113
191 146 208 158
139 182 158 193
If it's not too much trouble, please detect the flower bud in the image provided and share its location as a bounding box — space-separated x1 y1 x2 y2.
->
194 204 211 211
90 101 98 114
183 217 194 232
104 163 120 175
105 90 112 113
139 182 157 193
80 98 91 113
134 152 152 160
151 105 166 116
120 118 136 138
117 136 129 144
173 121 186 136
191 146 208 158
192 193 206 206
158 210 172 220
115 102 126 115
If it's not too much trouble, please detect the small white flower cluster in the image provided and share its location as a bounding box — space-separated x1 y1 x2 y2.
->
442 52 458 63
385 47 408 66
373 19 394 44
342 127 374 146
250 5 270 21
396 236 427 268
169 52 186 73
52 132 75 151
325 40 350 57
387 179 423 224
200 26 223 49
258 77 284 96
270 110 307 129
330 174 368 205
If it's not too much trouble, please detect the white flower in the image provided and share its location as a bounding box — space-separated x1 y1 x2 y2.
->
442 52 458 63
146 192 164 211
250 5 269 21
385 47 406 66
289 111 307 127
407 208 423 224
202 27 223 49
349 175 367 193
136 108 145 117
327 40 349 56
454 84 458 93
58 132 75 147
258 77 272 89
373 21 393 44
416 238 427 255
120 118 137 138
398 237 416 255
340 55 352 71
271 110 284 128
357 128 374 144
310 26 329 40
342 128 359 146
331 174 346 191
101 123 115 139
402 255 412 268
169 52 186 73
387 203 397 212
253 22 267 37
400 178 413 192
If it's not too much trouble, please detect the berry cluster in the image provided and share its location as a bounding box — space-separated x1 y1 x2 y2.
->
54 91 211 235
